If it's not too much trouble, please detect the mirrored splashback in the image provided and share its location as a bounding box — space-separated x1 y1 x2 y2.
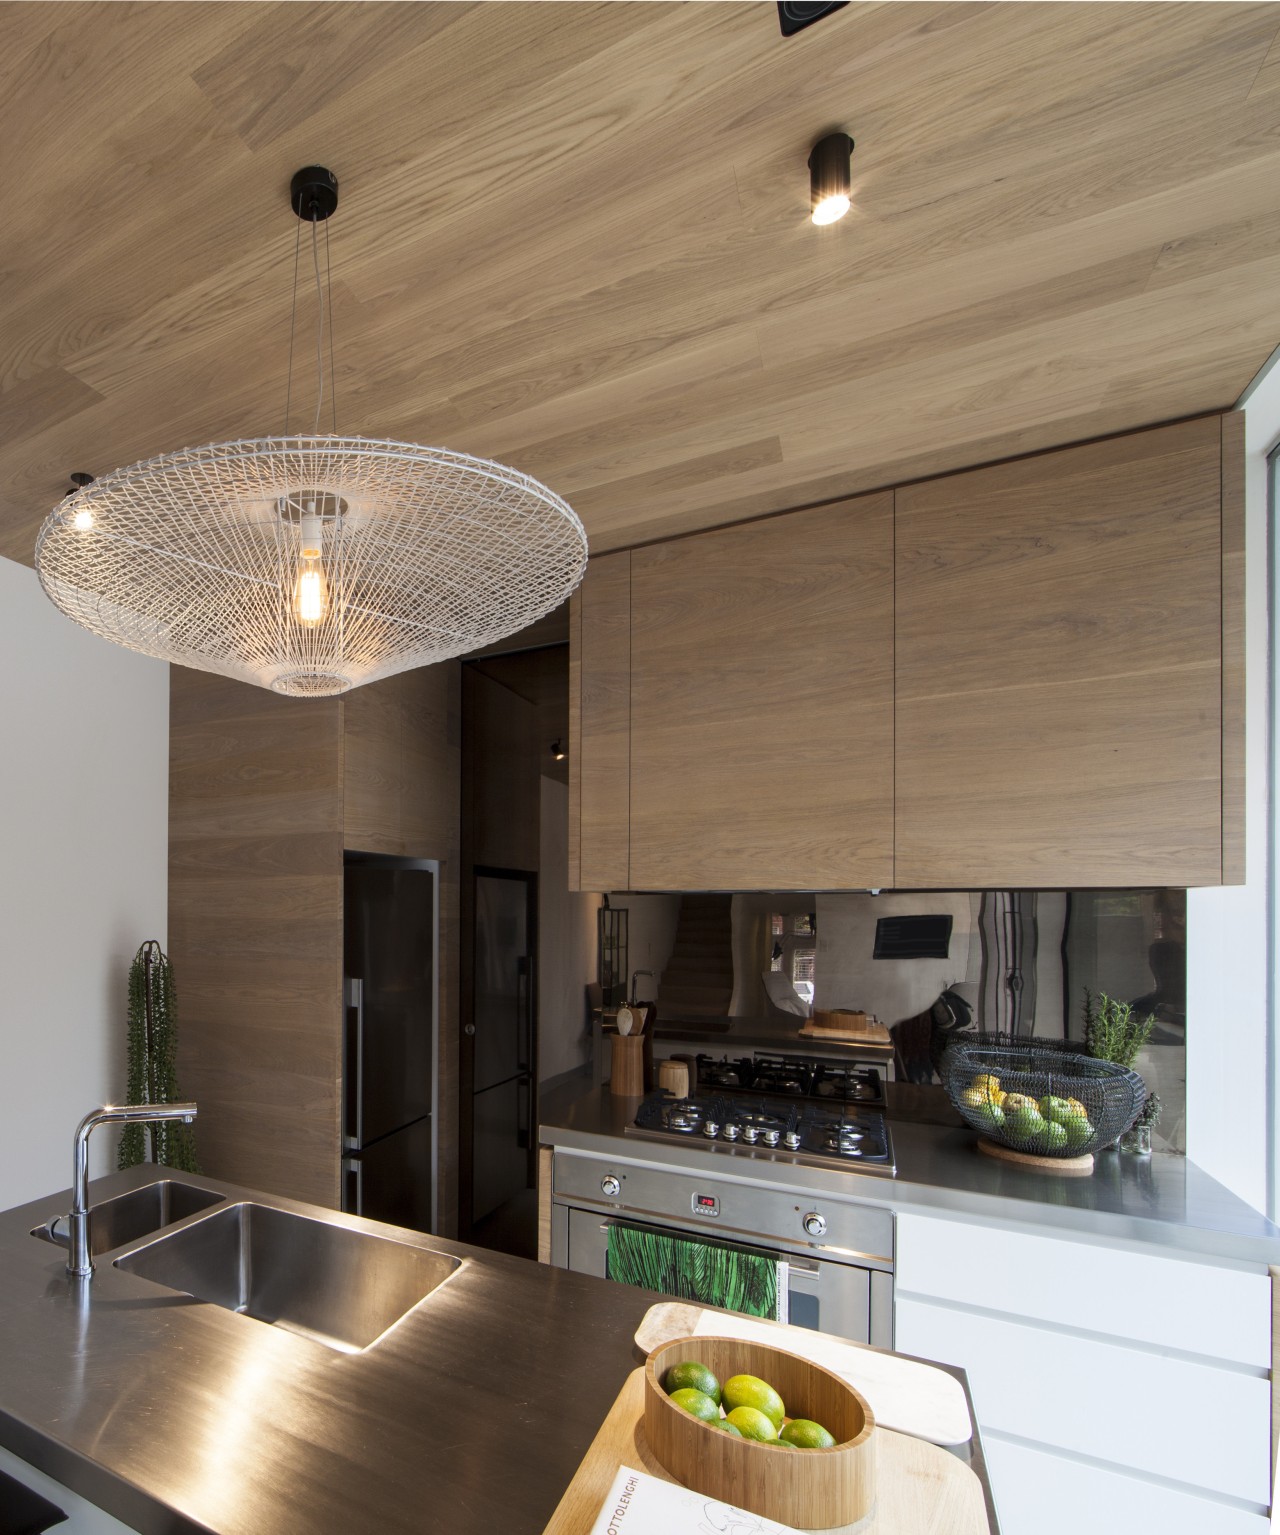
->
606 888 1186 1150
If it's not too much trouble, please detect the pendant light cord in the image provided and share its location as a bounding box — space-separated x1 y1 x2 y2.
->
284 217 302 435
326 217 337 433
310 217 325 433
283 213 335 436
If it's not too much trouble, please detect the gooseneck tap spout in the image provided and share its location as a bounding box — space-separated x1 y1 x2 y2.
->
67 1103 197 1278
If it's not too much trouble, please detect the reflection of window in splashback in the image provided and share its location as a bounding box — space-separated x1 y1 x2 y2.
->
606 888 1187 1152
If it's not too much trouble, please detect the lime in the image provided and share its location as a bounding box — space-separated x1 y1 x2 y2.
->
669 1388 720 1423
1064 1115 1094 1147
723 1374 785 1429
1041 1121 1069 1152
972 1102 1005 1131
780 1419 836 1448
719 1420 744 1437
725 1405 778 1442
663 1360 721 1405
1039 1096 1073 1125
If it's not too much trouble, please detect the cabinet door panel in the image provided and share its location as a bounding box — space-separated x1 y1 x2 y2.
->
895 419 1223 887
628 495 894 890
570 552 631 891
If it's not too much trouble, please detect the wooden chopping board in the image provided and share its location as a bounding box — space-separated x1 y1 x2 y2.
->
543 1369 989 1535
798 1020 892 1047
635 1303 972 1448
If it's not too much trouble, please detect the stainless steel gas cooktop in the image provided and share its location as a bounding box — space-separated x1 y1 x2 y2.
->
627 1090 895 1176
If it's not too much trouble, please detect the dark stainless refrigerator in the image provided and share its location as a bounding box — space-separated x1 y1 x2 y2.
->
342 857 437 1233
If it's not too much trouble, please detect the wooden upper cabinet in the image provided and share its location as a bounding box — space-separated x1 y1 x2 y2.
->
895 419 1226 888
627 496 895 891
569 551 631 891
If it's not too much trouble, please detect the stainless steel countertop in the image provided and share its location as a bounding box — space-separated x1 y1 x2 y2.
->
0 1165 663 1534
541 1084 1280 1267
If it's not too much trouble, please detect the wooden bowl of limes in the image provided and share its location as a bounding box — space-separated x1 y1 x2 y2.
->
643 1334 875 1529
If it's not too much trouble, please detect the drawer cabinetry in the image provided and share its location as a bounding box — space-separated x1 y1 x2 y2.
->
894 1211 1272 1533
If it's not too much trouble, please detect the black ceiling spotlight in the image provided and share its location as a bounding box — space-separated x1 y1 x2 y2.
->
551 739 567 761
809 131 854 225
778 2 848 38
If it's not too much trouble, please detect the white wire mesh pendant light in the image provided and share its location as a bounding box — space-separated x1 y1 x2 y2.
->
35 170 587 698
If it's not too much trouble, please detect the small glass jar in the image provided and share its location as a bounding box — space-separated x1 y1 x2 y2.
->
1121 1123 1152 1156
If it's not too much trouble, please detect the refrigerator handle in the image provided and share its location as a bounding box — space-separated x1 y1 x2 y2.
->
517 954 535 1076
342 1156 363 1217
343 977 364 1152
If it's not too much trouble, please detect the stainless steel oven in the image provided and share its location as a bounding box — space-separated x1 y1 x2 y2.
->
550 1148 893 1347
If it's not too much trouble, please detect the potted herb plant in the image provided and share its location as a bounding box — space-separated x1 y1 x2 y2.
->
1083 989 1155 1150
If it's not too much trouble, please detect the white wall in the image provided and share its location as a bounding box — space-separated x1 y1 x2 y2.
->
0 557 169 1211
538 777 601 1083
1186 358 1280 1217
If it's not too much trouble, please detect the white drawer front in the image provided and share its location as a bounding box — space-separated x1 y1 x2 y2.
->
982 1435 1269 1535
896 1211 1270 1367
894 1296 1271 1504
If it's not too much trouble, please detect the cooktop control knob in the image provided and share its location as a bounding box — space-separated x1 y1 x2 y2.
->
802 1211 827 1238
601 1174 621 1197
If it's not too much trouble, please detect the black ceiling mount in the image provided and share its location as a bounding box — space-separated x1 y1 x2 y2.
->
64 471 95 497
778 2 848 37
290 166 339 222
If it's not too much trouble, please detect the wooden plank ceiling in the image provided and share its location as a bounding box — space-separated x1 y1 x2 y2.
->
1 0 1279 567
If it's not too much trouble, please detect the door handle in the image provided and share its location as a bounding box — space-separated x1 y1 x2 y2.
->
343 978 364 1152
342 1156 363 1217
517 954 535 1073
464 1023 476 1037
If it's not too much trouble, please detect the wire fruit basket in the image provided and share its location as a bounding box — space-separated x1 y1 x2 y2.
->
942 1041 1145 1160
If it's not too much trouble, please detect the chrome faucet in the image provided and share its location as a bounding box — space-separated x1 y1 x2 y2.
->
66 1103 197 1278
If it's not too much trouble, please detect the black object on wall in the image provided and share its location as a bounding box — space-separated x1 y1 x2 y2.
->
873 913 954 960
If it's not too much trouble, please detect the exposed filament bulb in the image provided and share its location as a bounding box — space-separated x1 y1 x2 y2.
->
294 560 328 625
293 502 328 624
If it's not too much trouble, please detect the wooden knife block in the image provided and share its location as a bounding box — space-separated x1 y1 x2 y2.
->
610 1034 646 1097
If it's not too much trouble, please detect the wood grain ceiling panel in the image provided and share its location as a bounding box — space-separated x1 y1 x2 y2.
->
0 1 1278 569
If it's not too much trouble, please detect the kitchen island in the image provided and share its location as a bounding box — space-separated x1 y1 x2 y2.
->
0 1165 662 1535
0 1164 998 1535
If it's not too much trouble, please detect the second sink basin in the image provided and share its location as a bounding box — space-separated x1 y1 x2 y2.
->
32 1179 224 1257
114 1202 461 1352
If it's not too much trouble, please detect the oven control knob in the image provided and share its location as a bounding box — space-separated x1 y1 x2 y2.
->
802 1211 827 1238
601 1175 621 1197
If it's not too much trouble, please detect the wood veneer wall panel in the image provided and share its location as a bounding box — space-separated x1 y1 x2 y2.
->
169 670 344 1208
895 418 1224 887
628 495 894 890
575 553 631 891
1221 408 1246 885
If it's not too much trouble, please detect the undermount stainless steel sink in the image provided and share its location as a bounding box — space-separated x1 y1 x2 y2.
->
32 1179 223 1257
114 1202 461 1352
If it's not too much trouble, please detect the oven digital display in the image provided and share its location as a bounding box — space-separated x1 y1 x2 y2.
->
691 1193 719 1218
